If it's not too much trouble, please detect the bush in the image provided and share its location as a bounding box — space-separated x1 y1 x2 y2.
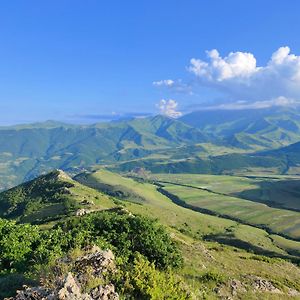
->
0 219 40 272
57 211 183 269
200 270 226 284
115 253 191 300
0 211 182 274
0 212 185 299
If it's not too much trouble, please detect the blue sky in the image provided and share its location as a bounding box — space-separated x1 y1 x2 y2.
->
1 1 300 124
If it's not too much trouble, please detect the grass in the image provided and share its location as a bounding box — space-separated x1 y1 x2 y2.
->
149 173 300 240
72 169 300 297
162 173 300 212
76 170 300 262
3 168 300 298
0 170 116 224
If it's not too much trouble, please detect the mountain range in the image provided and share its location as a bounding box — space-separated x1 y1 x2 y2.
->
1 106 300 190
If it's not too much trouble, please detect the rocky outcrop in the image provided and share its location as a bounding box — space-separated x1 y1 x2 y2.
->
76 209 90 216
90 284 119 300
251 276 282 294
58 273 91 300
75 249 115 278
5 249 119 300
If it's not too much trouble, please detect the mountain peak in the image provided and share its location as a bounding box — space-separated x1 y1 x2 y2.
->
51 169 72 181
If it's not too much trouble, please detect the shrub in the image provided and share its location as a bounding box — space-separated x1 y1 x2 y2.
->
115 253 191 300
0 219 40 272
56 211 183 269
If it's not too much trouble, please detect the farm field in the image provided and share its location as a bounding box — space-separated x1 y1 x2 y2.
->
148 173 300 240
151 173 300 210
75 169 300 261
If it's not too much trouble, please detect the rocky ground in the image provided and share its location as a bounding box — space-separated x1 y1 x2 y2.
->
5 247 119 300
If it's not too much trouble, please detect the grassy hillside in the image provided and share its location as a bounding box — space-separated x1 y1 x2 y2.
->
73 169 300 298
145 173 300 240
151 173 300 211
0 170 115 224
74 170 300 260
110 152 285 176
1 169 300 298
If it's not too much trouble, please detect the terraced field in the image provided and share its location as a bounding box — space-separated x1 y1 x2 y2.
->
152 173 300 211
149 174 300 240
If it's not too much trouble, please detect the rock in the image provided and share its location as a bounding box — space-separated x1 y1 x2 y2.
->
80 200 95 206
58 272 91 300
6 250 119 300
229 279 246 295
55 170 72 181
90 284 119 300
288 288 300 296
75 250 115 278
76 209 89 216
250 276 282 294
5 286 53 300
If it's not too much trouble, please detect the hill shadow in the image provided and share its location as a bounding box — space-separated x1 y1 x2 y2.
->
231 179 300 212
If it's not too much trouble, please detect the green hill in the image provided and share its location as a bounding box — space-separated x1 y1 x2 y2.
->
0 115 208 190
180 107 300 150
1 169 300 298
2 108 300 191
0 169 114 224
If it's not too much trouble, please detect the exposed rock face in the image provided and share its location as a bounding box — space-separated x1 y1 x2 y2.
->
216 276 285 298
90 284 119 300
75 250 115 278
5 250 119 300
251 276 282 294
55 170 72 181
58 273 91 300
6 286 51 300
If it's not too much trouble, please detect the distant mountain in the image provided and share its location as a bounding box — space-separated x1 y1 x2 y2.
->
0 120 76 130
2 108 300 191
0 115 208 190
180 107 300 150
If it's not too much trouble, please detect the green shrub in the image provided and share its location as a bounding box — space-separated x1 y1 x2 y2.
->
0 219 40 272
57 211 183 269
0 211 182 275
115 253 191 300
200 270 226 284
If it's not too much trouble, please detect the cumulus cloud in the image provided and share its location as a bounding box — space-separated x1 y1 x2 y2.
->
156 99 182 118
188 46 300 102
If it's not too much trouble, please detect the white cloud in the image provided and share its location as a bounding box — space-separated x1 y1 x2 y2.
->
188 46 300 102
196 97 296 111
153 79 175 87
156 99 182 118
153 79 193 94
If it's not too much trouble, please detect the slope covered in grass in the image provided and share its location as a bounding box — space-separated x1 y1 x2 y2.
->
1 169 300 298
0 170 115 224
75 169 300 261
